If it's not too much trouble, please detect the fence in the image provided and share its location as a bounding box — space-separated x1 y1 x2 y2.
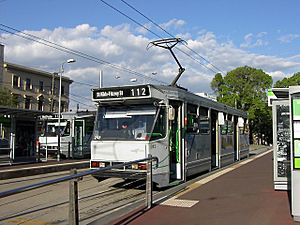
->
0 147 12 165
0 154 158 225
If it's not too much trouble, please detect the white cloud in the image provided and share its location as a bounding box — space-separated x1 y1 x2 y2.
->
135 22 152 35
160 19 186 30
240 32 268 48
278 34 300 43
267 71 288 81
1 23 300 110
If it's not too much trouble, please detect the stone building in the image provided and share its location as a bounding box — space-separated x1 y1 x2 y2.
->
0 44 73 163
0 44 73 113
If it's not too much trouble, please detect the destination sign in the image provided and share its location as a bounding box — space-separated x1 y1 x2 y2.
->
93 85 150 100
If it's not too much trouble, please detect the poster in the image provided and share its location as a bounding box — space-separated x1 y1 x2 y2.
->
276 105 290 177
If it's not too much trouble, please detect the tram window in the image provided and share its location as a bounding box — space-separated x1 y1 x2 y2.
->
199 107 209 134
150 108 166 140
221 122 227 135
94 105 166 141
187 104 198 133
62 121 71 137
227 121 233 135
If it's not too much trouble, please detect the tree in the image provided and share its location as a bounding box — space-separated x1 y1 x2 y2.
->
274 72 300 87
211 66 273 144
0 87 17 107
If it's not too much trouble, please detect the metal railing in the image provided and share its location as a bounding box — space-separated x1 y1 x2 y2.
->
0 154 158 225
0 147 12 165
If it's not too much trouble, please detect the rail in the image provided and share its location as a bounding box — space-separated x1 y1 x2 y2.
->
0 154 158 225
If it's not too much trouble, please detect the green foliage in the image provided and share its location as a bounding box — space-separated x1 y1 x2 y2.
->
0 86 17 107
274 72 300 88
211 66 273 144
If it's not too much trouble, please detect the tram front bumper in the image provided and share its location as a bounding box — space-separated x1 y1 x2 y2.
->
90 160 148 180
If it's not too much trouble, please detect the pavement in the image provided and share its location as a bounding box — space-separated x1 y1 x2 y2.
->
107 150 298 225
1 145 297 225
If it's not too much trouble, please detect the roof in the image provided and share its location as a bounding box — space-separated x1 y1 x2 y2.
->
0 106 54 118
271 88 289 99
3 62 73 84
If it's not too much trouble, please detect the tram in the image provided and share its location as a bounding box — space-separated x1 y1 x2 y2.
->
90 84 249 187
38 111 95 159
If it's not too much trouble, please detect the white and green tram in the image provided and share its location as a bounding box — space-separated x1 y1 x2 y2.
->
90 84 249 187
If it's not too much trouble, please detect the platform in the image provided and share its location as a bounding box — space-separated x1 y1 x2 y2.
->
0 159 89 179
109 150 298 225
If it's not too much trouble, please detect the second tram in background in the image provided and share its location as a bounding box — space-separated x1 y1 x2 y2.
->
38 111 95 159
90 84 249 187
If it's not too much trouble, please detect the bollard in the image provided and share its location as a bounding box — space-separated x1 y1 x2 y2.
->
37 142 40 162
69 169 79 225
145 154 153 209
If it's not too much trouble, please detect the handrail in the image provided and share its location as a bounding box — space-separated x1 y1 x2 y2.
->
0 156 158 198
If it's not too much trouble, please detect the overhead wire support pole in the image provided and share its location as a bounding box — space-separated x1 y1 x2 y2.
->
147 38 186 86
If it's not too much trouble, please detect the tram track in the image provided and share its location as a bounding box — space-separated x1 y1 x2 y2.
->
0 174 157 225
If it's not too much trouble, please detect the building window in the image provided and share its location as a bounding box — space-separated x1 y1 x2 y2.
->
61 101 66 112
50 100 56 112
12 75 20 88
25 97 31 109
38 96 44 111
25 78 31 90
12 94 20 108
39 81 44 92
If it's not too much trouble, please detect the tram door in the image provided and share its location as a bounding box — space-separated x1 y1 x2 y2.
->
74 120 84 157
211 110 219 169
233 116 238 161
169 100 183 181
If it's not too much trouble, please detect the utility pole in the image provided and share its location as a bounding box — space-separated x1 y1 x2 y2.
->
51 73 57 112
99 70 103 88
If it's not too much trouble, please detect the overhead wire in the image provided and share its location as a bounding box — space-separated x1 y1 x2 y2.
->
69 96 96 108
0 72 96 108
120 0 224 74
0 24 168 85
114 0 224 74
70 92 93 102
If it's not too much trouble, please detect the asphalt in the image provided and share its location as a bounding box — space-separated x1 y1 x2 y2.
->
108 150 298 225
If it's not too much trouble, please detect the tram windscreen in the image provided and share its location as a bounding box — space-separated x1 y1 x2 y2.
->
93 105 166 141
41 120 70 137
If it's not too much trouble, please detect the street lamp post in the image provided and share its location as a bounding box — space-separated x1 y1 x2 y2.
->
57 59 76 161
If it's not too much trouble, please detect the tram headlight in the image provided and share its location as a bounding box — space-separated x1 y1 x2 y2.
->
132 163 139 170
131 163 147 170
99 162 106 168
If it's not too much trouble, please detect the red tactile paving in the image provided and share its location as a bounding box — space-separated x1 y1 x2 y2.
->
113 153 298 225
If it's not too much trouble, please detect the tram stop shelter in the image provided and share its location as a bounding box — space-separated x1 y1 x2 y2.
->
0 106 53 165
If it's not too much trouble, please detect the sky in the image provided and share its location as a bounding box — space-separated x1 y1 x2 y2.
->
1 0 300 110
